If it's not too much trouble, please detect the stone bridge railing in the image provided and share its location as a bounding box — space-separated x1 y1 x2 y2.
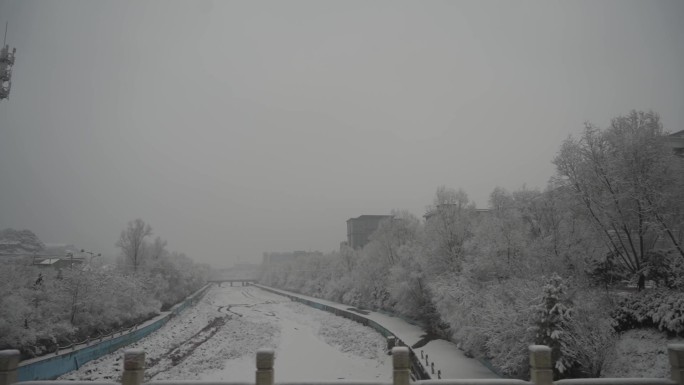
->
1 345 683 385
209 280 257 287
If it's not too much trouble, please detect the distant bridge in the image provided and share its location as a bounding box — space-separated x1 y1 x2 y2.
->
208 278 258 286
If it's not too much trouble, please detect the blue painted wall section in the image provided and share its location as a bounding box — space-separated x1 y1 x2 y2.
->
16 284 211 381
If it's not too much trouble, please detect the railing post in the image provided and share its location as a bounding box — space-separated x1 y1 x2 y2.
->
0 350 20 385
670 344 684 385
256 349 274 385
387 336 396 350
122 349 145 385
530 345 553 385
392 347 410 385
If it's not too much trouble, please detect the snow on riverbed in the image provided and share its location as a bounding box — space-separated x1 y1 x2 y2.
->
259 285 498 379
60 286 390 382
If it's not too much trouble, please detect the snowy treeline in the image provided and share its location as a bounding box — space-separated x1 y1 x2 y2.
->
260 111 684 379
0 219 210 358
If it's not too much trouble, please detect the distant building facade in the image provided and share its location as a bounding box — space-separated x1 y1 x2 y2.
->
262 250 323 265
667 130 684 157
346 215 392 249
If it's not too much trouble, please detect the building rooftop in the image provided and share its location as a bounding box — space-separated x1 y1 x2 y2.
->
38 258 60 265
667 130 684 156
347 215 392 222
33 256 85 265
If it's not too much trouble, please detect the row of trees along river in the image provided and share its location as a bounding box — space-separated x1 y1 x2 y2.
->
0 219 211 358
260 110 684 380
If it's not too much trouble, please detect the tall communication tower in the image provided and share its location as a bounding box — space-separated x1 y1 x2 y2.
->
1 22 17 101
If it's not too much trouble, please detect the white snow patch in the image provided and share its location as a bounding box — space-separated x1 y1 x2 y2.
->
602 329 684 378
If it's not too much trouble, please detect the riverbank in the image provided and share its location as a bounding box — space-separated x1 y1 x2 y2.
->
256 284 498 379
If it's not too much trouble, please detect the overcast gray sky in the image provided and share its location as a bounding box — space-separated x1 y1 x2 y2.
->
1 0 683 267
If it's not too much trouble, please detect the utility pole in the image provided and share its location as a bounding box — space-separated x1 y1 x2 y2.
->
66 252 74 269
1 22 17 101
81 249 102 264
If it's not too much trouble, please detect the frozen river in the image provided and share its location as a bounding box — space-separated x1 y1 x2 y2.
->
60 285 391 382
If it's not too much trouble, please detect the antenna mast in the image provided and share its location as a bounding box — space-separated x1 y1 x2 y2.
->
1 21 16 101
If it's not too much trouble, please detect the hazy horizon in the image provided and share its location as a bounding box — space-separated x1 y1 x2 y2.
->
1 0 683 267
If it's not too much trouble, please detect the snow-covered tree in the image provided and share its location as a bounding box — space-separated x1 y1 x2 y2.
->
116 219 153 272
424 186 476 275
368 210 420 266
470 187 529 280
531 274 574 378
553 111 684 287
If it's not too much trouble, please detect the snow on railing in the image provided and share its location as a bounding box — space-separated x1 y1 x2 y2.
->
48 323 143 356
21 324 141 358
1 344 683 385
554 380 676 385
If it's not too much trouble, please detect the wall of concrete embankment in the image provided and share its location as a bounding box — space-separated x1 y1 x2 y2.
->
254 284 432 380
16 284 212 381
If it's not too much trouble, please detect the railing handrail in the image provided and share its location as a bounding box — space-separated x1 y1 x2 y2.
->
145 383 388 385
416 380 532 385
17 380 121 385
276 382 389 385
148 382 255 385
417 381 678 385
554 380 677 385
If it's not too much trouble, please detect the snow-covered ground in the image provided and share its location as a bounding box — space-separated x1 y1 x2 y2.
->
257 285 498 379
602 329 684 378
59 285 390 382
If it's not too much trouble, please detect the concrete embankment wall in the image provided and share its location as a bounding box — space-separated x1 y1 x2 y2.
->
255 284 431 380
17 284 212 381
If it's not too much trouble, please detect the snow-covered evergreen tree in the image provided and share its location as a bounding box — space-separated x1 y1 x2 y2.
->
531 273 574 378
